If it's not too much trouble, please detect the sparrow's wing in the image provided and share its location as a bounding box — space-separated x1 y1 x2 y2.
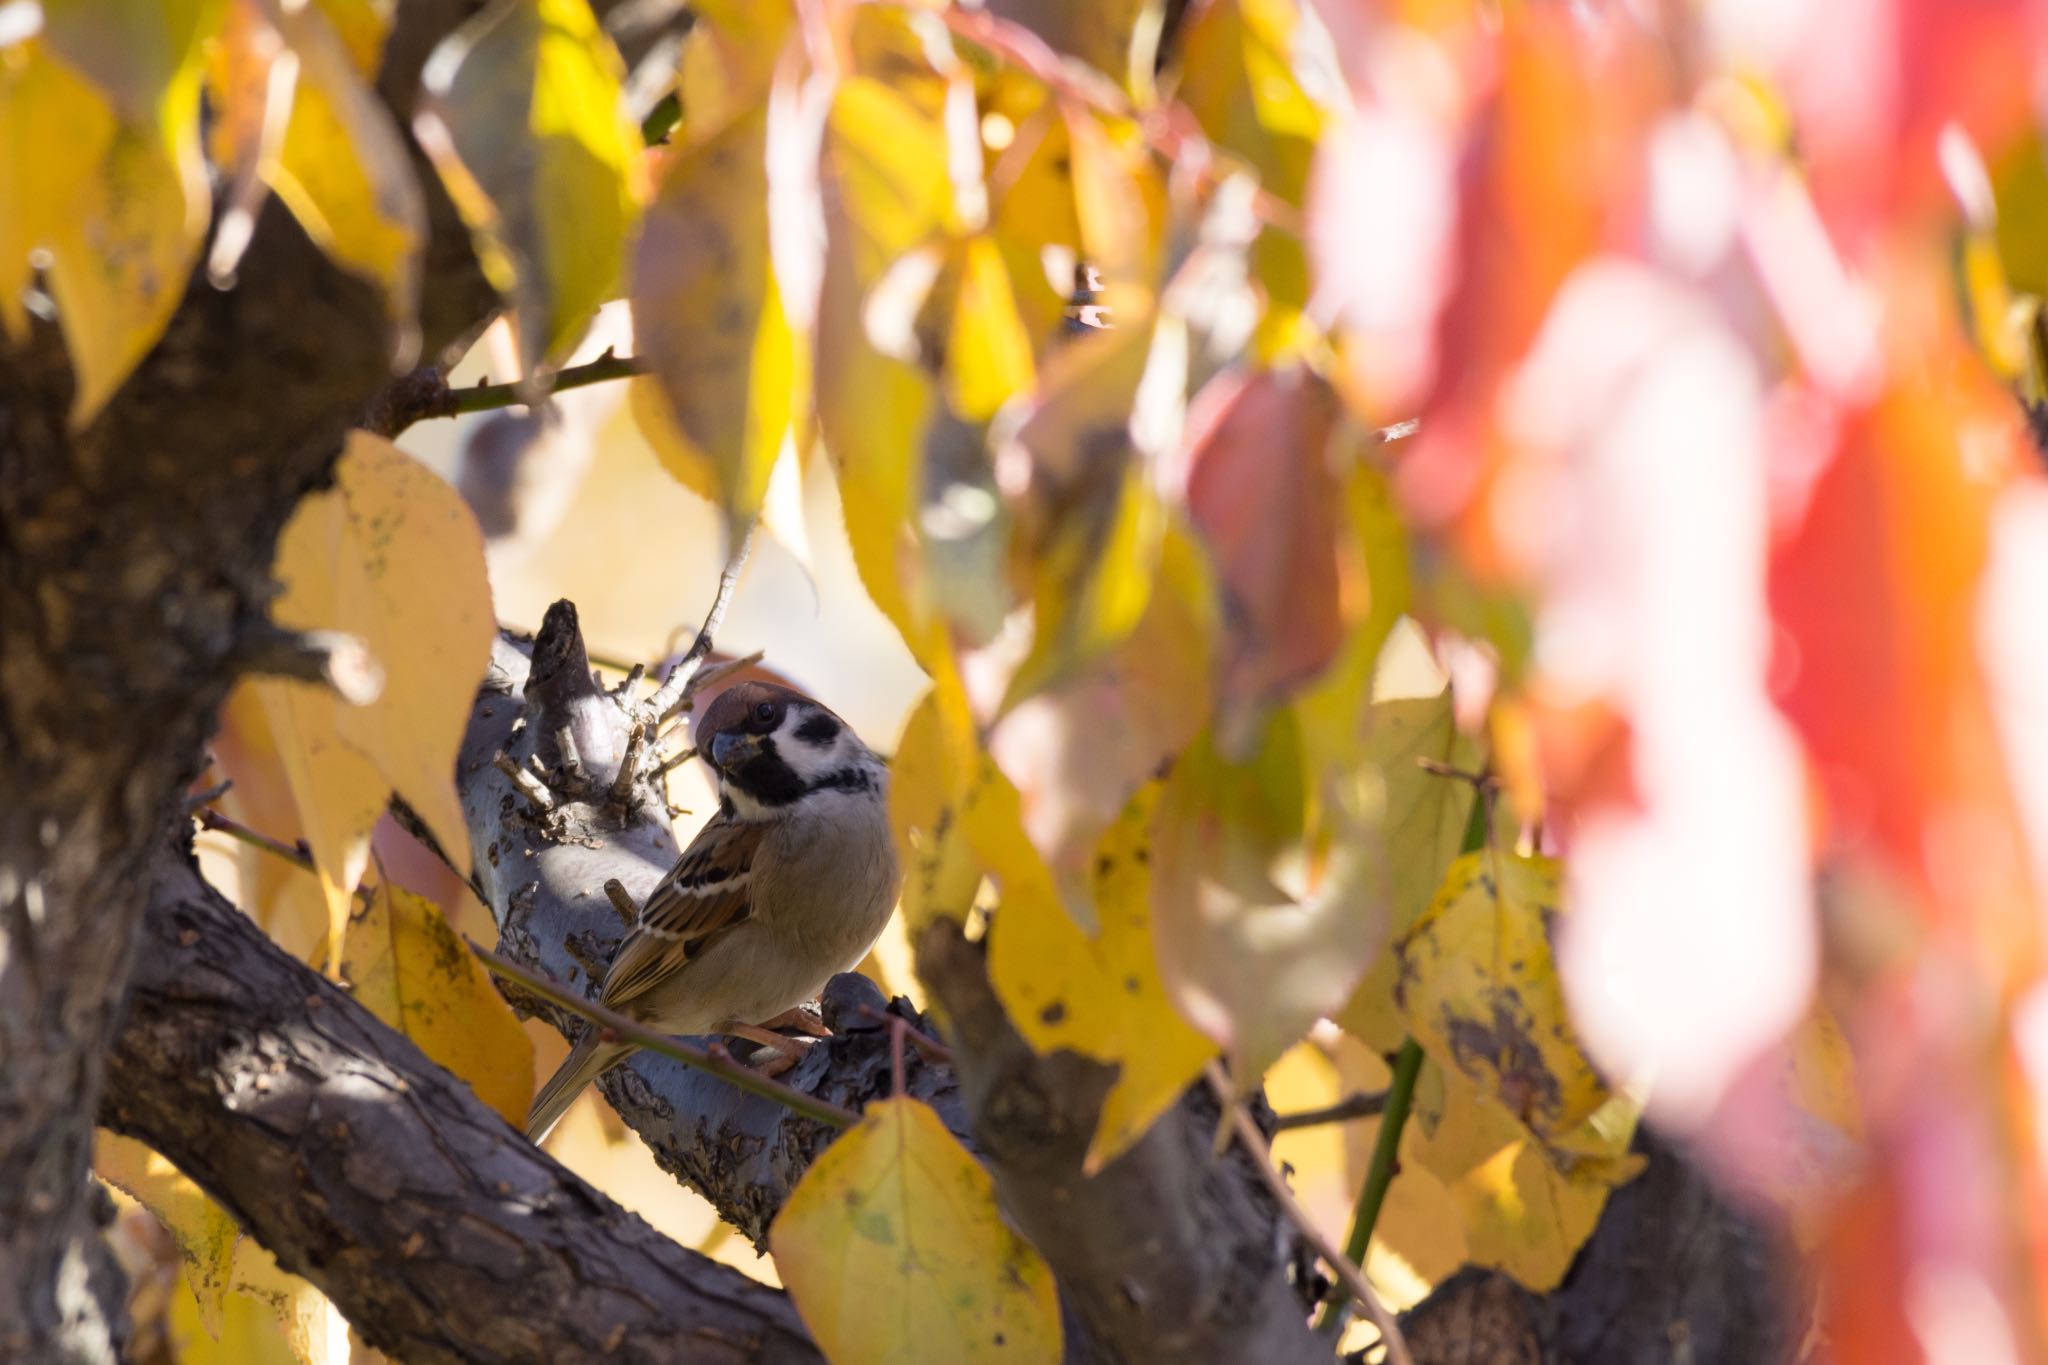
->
600 814 767 1010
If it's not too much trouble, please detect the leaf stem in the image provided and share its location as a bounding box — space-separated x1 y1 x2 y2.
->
194 807 314 873
1316 1039 1424 1333
468 940 860 1129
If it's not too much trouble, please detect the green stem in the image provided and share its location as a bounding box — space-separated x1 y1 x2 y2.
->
448 352 648 416
1315 1038 1424 1332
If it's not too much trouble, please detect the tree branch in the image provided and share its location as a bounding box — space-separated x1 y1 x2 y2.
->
103 842 826 1365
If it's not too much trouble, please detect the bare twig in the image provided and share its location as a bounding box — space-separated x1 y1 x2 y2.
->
609 723 648 806
554 726 585 783
1415 756 1496 789
653 745 699 780
369 351 650 436
470 942 859 1128
638 526 756 727
1203 1063 1412 1365
234 623 384 705
195 808 314 873
1271 1090 1388 1132
493 754 556 813
601 878 639 928
183 779 233 815
609 662 647 702
856 1003 954 1065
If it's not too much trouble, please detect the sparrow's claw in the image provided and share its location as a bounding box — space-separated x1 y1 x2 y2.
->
756 1006 832 1039
715 1019 821 1076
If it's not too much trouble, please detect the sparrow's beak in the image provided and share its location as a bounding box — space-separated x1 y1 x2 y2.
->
710 730 755 771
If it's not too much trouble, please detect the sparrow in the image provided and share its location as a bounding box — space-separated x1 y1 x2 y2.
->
524 679 899 1142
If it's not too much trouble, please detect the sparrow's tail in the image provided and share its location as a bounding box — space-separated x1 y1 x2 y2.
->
525 1034 632 1145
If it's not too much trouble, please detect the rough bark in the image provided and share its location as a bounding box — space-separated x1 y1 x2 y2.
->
103 841 823 1364
0 3 495 1355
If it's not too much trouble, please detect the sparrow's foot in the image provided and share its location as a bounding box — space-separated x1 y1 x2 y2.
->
756 1006 833 1039
715 1019 819 1077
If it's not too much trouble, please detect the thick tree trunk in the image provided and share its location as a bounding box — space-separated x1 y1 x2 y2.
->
0 2 494 1353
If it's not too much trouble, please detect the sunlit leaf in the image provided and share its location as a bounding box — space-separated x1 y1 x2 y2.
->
263 0 424 355
263 431 494 964
771 1097 1063 1365
340 880 535 1125
1408 1059 1639 1291
942 232 1036 421
633 105 804 539
984 785 1217 1171
95 1134 240 1339
416 0 640 375
886 688 983 936
1166 0 1322 205
1397 849 1612 1140
0 41 118 344
12 1 216 424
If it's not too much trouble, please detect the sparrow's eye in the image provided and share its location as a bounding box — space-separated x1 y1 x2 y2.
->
754 701 776 724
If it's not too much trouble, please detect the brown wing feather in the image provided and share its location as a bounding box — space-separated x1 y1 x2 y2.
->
599 815 766 1009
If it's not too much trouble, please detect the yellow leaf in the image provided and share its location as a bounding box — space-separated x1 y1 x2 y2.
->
1396 849 1612 1140
253 675 388 968
166 1274 304 1365
887 689 982 935
231 1238 353 1365
0 43 114 343
35 0 215 424
264 0 424 351
943 233 1036 421
633 105 803 538
676 0 796 141
264 432 494 965
1166 0 1322 205
95 1134 240 1339
1408 1060 1639 1291
1063 106 1159 301
1335 640 1482 1051
771 1097 1062 1365
984 786 1216 1171
417 0 641 374
340 880 535 1124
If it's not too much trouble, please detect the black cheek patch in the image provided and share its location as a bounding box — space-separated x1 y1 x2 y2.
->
730 738 808 807
793 712 842 748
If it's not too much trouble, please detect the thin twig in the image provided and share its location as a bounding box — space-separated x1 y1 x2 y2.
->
449 350 648 417
639 526 756 727
856 1003 954 1065
1203 1063 1412 1365
468 941 860 1129
493 754 556 813
1415 756 1497 789
183 779 234 815
554 726 585 783
1272 1090 1389 1132
601 878 639 928
234 623 384 705
195 808 314 873
652 745 699 780
888 1017 907 1100
609 723 648 806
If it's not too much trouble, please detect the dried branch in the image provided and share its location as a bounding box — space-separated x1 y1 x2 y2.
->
636 525 756 728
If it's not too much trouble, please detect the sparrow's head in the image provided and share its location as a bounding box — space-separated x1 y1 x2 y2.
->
698 680 881 818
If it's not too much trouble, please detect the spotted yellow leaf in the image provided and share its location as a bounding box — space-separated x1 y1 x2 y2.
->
341 880 534 1124
771 1097 1062 1365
